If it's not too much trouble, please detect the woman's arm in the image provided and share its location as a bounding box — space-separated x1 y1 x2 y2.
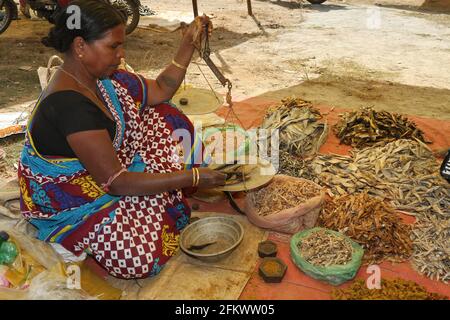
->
67 129 225 196
145 16 211 106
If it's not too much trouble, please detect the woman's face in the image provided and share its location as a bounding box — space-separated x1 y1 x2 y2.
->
79 24 126 78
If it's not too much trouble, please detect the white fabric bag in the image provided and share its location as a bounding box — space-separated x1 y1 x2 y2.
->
37 55 64 90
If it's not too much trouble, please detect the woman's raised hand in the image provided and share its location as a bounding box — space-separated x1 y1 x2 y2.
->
182 14 213 49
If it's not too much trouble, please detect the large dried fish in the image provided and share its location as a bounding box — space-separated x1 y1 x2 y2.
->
318 193 413 265
261 97 328 157
334 107 430 148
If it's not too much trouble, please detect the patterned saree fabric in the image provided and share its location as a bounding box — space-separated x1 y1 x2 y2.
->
18 70 202 279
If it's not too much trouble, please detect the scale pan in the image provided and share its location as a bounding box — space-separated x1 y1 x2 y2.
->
172 87 223 115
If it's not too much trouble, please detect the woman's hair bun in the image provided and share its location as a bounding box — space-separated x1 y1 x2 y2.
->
41 0 126 53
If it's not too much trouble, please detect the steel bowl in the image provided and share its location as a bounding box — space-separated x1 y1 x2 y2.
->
180 216 244 262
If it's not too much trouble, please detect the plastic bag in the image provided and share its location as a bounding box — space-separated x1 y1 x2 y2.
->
0 218 125 299
0 220 97 299
290 227 364 286
244 175 325 234
0 178 21 220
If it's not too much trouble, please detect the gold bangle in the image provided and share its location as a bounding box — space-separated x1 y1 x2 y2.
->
192 168 197 187
195 167 200 187
172 59 187 70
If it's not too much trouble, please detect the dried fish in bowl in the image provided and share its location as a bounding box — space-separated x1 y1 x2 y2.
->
260 97 328 158
333 107 430 149
298 229 354 267
318 192 413 265
251 178 322 217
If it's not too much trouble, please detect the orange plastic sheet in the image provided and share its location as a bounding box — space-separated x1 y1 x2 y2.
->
208 97 450 299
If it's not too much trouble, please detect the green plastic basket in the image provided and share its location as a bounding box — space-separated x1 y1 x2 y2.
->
290 227 364 286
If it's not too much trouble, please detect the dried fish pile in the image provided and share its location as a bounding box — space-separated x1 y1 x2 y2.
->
261 97 328 157
411 214 450 283
318 193 412 265
352 140 449 218
279 151 364 197
251 179 322 216
278 151 317 181
281 140 449 218
332 279 448 300
334 107 429 148
298 229 354 267
280 139 449 282
353 141 449 282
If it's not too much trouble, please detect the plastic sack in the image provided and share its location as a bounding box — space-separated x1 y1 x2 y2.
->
0 220 96 300
244 175 325 234
290 227 364 286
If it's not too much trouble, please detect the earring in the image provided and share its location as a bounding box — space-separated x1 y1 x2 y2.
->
78 55 83 58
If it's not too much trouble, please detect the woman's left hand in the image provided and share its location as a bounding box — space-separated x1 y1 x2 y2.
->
182 14 213 49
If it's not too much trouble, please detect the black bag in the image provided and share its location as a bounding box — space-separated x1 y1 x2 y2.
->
440 149 450 183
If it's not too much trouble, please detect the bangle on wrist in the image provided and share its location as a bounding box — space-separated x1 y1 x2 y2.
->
172 59 187 70
192 168 196 187
191 168 200 187
195 168 200 187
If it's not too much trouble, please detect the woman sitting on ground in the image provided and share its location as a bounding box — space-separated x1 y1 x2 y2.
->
18 0 225 279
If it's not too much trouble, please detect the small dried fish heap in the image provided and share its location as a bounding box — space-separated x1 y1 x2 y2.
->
332 279 447 300
411 214 450 283
261 97 328 157
278 151 316 181
333 107 429 148
318 193 412 265
250 179 322 217
298 229 354 267
279 151 363 197
352 140 449 217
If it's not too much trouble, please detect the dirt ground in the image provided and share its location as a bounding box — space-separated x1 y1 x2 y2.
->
1 0 449 115
0 0 449 176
